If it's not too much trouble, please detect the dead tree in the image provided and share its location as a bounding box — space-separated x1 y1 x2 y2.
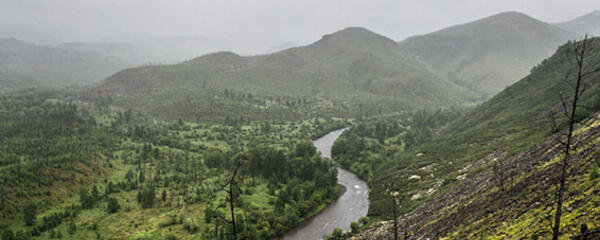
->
213 154 246 240
550 35 600 240
385 184 400 240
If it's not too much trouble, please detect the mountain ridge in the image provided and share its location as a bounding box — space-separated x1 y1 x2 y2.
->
89 27 479 123
399 11 577 97
555 10 600 36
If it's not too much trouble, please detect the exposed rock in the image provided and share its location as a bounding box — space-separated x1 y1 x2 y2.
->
408 175 421 180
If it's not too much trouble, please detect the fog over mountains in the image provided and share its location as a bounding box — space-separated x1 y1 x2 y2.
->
3 2 600 240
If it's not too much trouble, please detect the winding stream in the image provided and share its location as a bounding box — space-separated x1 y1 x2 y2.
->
280 128 370 240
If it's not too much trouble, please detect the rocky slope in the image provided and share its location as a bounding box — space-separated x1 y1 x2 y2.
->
353 113 600 239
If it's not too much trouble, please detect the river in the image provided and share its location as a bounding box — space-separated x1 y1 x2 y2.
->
279 128 370 240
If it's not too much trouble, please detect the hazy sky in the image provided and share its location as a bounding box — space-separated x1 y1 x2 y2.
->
2 0 600 43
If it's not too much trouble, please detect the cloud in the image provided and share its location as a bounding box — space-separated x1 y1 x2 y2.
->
1 0 599 43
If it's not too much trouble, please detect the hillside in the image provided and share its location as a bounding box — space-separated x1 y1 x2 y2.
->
0 38 135 89
335 38 600 238
354 113 600 239
89 27 479 123
399 11 576 97
556 10 600 36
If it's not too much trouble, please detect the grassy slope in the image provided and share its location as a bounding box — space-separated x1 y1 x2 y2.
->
399 11 577 97
88 27 479 123
354 113 600 239
352 38 600 228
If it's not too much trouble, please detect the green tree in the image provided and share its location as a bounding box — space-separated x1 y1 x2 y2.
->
106 197 120 213
161 189 167 202
68 221 77 235
23 203 37 226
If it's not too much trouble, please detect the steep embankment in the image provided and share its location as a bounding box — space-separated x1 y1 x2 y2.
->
355 113 600 239
399 11 576 97
88 27 479 123
356 38 600 239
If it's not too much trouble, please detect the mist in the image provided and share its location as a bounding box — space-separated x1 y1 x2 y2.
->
2 0 600 45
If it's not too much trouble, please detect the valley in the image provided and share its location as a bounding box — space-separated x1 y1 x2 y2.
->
1 5 600 240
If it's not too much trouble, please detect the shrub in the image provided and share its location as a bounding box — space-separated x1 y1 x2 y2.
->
107 197 121 213
590 167 600 180
183 217 199 233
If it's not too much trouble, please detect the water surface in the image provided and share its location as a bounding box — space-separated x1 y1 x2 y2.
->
280 129 369 240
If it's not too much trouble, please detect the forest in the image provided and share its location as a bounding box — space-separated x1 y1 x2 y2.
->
0 89 346 240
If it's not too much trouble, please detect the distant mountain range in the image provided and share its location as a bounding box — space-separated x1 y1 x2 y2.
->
57 36 298 65
0 38 136 92
4 10 599 115
89 27 478 122
399 11 577 97
555 10 600 36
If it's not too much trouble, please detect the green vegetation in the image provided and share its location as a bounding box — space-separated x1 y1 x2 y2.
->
2 15 600 240
334 38 600 238
88 27 479 123
0 89 347 239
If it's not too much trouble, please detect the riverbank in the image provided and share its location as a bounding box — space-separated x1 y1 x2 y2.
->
279 129 369 240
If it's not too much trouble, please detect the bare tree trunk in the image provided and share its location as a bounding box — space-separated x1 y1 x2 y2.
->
229 161 241 240
552 36 594 240
393 195 398 240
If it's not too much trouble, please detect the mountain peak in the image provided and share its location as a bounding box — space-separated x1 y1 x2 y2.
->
186 51 243 64
319 27 381 41
477 11 540 25
491 11 531 19
315 27 398 49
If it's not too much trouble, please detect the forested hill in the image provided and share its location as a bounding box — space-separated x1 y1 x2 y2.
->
334 37 600 239
399 11 577 97
88 27 480 123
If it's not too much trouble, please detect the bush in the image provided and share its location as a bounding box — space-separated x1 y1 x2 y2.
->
68 221 77 235
590 167 600 180
107 197 121 213
350 221 360 233
183 217 199 233
359 216 369 226
324 228 344 240
165 234 178 240
23 203 37 226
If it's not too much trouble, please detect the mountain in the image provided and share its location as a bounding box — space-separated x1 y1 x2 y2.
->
399 11 577 97
352 37 600 239
0 38 135 90
555 10 600 36
88 27 479 123
0 23 60 45
56 42 151 65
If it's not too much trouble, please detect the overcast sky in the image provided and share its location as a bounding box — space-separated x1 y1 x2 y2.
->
2 0 600 44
